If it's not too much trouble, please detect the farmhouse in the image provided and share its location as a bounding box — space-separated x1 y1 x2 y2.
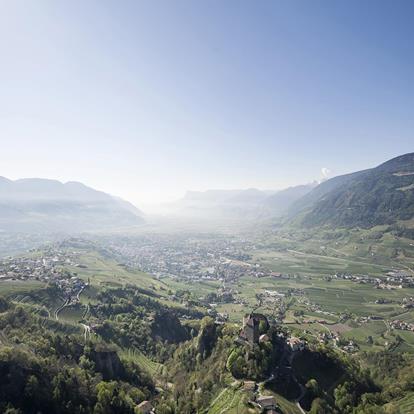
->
287 337 305 351
243 380 257 391
257 395 277 410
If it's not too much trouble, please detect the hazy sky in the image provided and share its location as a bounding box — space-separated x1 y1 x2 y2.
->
1 0 413 206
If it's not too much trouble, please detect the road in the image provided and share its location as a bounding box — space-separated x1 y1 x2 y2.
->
54 298 69 320
54 286 85 320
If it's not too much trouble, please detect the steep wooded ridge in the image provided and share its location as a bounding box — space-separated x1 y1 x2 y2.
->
0 177 144 233
291 153 414 228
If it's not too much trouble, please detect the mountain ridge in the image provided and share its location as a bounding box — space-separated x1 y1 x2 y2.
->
170 185 316 220
0 176 144 233
289 152 414 228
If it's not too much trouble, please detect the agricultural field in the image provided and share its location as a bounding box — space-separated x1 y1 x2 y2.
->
62 250 164 291
0 280 45 297
251 247 391 277
256 224 414 274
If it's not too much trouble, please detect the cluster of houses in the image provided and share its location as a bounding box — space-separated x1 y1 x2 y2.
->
0 248 88 307
255 271 290 279
0 249 74 282
342 340 359 353
359 315 383 323
318 331 340 344
287 336 306 351
386 270 414 287
99 233 266 282
402 297 414 309
390 320 414 332
237 312 306 352
214 312 229 324
243 381 282 413
332 270 414 289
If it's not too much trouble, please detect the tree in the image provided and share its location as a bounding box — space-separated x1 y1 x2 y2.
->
310 398 330 414
94 381 134 414
306 378 320 398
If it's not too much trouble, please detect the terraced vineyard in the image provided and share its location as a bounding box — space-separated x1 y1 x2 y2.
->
207 387 247 414
121 348 164 376
393 392 414 413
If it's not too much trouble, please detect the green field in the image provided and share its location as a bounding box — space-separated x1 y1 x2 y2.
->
63 251 163 290
0 280 45 297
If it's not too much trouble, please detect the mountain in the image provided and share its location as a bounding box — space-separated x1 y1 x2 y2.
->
290 153 414 228
169 184 317 220
263 182 317 217
0 177 144 233
182 188 269 205
169 188 272 219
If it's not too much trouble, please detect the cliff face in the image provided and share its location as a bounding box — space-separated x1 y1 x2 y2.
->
151 310 189 343
90 349 123 380
197 318 217 358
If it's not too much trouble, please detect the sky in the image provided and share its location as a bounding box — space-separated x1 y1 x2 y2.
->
0 0 413 207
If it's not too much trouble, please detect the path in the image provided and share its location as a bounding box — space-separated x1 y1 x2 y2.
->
54 286 86 321
54 298 69 320
295 401 306 414
81 323 91 340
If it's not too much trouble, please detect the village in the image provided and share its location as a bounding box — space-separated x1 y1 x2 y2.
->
333 270 414 289
97 233 285 282
0 247 87 307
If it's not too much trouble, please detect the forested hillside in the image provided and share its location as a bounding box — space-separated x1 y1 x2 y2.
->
291 153 414 228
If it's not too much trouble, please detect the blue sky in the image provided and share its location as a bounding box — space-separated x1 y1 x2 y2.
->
0 0 413 205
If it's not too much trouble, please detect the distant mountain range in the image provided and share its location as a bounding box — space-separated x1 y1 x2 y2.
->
169 153 414 229
169 183 317 220
0 177 144 233
263 183 318 216
3 152 412 234
288 152 414 228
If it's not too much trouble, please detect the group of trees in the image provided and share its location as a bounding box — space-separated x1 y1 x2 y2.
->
162 318 237 413
0 300 155 413
89 287 190 362
226 340 275 380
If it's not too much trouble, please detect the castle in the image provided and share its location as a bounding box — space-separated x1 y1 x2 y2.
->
239 313 269 345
